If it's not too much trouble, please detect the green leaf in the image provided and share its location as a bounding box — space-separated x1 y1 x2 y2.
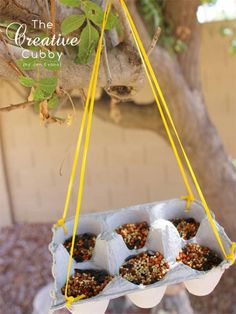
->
61 14 86 35
83 1 118 30
76 21 99 64
38 77 58 96
106 12 120 30
16 57 38 71
18 76 35 87
220 27 234 37
83 1 104 27
33 87 45 101
42 59 61 71
48 96 59 109
41 52 61 71
174 39 187 53
200 0 217 4
59 0 80 7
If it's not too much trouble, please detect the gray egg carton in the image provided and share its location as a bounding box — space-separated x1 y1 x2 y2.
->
49 198 234 314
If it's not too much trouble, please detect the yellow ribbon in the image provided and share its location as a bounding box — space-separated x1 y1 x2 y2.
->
66 295 86 309
54 218 67 234
120 0 235 264
64 1 113 305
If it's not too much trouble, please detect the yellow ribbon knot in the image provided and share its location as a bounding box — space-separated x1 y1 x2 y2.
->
54 218 67 234
66 295 86 308
181 194 195 210
226 242 236 265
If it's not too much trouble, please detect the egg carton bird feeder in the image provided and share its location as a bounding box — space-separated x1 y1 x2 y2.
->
49 199 234 314
49 1 235 313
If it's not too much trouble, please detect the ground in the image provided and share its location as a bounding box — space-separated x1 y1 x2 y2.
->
0 223 235 314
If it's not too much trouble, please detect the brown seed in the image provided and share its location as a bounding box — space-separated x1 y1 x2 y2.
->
63 233 97 262
119 251 169 285
115 222 149 250
61 269 113 299
171 218 200 240
176 243 222 271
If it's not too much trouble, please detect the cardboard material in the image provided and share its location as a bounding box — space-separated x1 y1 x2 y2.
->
49 199 234 313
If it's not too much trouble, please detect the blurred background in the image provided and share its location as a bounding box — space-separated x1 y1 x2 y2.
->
1 19 236 228
0 0 236 314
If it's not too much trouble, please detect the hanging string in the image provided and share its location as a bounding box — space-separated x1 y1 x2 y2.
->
119 0 235 264
64 1 113 308
55 83 91 234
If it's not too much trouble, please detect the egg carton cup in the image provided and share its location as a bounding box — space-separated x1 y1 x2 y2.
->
49 198 234 314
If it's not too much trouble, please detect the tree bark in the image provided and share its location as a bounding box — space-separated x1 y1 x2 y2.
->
119 1 236 240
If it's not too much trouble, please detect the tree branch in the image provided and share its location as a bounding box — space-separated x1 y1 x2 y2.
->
107 1 236 238
94 98 165 135
0 42 144 91
0 0 41 25
0 0 235 239
147 27 161 56
0 100 35 112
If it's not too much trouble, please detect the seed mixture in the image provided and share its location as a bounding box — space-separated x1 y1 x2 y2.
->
119 250 169 285
63 233 96 262
171 218 200 240
176 243 222 271
115 221 149 250
61 269 113 299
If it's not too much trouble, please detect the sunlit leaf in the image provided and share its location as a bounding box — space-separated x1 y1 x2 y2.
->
33 87 45 101
38 77 58 96
83 1 118 30
61 14 86 35
48 96 59 109
75 21 99 64
58 0 80 7
18 76 35 87
16 57 38 71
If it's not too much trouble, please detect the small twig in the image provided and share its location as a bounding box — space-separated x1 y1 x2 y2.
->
112 0 133 45
0 25 17 35
103 37 112 88
147 27 161 56
62 90 76 115
78 89 87 107
0 101 35 112
50 0 56 37
0 32 24 76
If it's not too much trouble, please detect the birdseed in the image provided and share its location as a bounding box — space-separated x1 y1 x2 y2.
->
115 221 149 250
176 243 222 271
171 218 200 240
119 250 169 285
61 269 113 299
63 233 96 262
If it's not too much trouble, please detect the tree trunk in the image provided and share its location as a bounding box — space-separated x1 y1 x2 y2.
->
128 1 236 240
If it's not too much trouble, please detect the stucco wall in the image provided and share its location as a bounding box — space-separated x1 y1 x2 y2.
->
0 20 235 226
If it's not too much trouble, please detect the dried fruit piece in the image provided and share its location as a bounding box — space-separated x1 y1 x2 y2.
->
63 233 96 262
115 221 149 250
61 269 113 299
120 251 169 285
176 243 222 271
